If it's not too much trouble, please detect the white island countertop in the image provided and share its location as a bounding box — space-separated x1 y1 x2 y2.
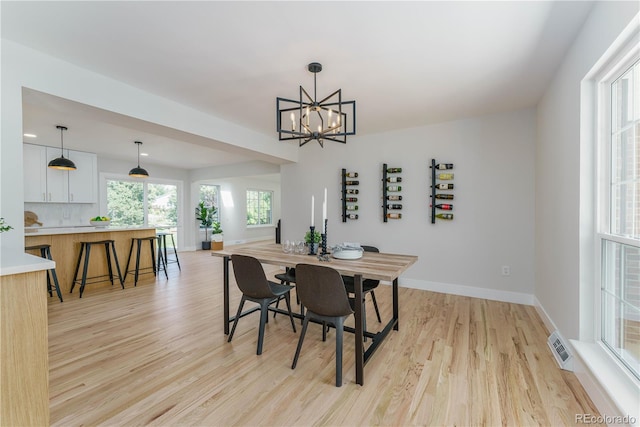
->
0 252 54 276
24 225 156 236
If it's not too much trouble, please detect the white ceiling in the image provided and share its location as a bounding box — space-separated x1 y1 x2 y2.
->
2 1 595 170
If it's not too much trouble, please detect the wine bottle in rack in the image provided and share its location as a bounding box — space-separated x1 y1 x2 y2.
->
435 213 453 220
345 172 358 178
387 167 402 173
346 205 359 211
386 213 402 219
387 195 403 201
344 197 358 202
386 176 402 183
434 194 454 200
433 183 454 190
346 189 359 194
386 185 402 192
437 173 454 180
346 213 359 219
433 204 453 210
345 180 359 185
435 163 453 170
386 204 402 210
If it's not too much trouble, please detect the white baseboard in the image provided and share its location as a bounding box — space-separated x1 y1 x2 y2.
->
399 277 535 305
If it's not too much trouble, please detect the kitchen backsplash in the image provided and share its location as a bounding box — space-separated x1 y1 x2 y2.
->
24 203 99 228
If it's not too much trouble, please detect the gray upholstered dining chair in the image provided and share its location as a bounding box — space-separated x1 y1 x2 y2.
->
228 254 297 355
291 263 354 387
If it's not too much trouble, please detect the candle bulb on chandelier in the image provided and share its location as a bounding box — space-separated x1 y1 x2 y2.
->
290 112 295 131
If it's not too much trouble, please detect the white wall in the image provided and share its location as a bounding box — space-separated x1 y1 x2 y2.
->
535 1 639 340
281 108 536 303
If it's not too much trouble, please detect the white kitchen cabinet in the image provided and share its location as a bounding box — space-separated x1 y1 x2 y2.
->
23 144 48 202
23 143 98 204
45 147 69 202
67 150 97 203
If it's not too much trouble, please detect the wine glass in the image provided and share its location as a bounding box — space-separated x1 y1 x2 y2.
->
282 240 292 253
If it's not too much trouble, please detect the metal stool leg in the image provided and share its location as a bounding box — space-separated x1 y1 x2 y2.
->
170 234 181 270
104 242 115 286
79 243 91 298
110 241 124 288
44 247 63 302
124 239 135 283
70 242 85 294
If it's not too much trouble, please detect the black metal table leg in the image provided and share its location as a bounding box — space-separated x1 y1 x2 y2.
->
223 255 230 335
354 274 364 385
393 277 399 331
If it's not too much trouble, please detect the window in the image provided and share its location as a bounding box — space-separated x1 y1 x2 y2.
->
246 189 272 226
598 59 640 380
105 177 180 246
199 184 220 223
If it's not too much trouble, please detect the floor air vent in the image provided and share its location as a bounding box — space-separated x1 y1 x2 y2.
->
547 330 574 371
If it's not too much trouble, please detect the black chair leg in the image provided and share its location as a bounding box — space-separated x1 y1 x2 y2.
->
370 290 382 323
256 301 269 355
228 296 246 343
283 293 297 333
292 316 310 369
335 317 345 387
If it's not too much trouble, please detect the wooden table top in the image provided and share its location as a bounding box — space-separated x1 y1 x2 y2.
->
211 243 417 282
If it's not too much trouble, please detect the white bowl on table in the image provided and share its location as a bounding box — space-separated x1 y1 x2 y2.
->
90 220 111 227
331 245 363 260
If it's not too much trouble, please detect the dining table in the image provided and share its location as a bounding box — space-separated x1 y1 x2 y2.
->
211 242 418 386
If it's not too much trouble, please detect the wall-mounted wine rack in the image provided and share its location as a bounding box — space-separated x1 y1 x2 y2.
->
341 168 359 222
430 159 454 223
382 163 403 222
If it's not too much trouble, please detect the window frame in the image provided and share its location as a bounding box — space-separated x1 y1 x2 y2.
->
595 48 640 381
246 188 273 227
100 172 183 230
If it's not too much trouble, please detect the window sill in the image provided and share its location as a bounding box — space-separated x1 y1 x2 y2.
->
246 224 274 229
570 339 639 424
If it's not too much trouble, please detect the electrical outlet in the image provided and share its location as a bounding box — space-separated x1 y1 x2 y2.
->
501 265 511 276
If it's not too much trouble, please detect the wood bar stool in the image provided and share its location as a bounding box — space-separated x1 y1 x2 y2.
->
25 243 63 302
124 236 167 287
156 231 181 272
71 240 124 298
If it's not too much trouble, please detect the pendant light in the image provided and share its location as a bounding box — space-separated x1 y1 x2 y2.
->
128 141 149 178
48 125 77 170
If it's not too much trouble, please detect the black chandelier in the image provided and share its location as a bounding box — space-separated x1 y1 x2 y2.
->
276 62 356 147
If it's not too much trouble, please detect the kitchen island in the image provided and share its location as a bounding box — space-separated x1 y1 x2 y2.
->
25 226 157 294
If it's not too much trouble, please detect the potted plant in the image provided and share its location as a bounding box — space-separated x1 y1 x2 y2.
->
304 229 321 253
0 217 13 233
195 201 215 250
211 221 224 250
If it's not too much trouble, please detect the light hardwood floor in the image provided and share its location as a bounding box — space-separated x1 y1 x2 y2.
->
48 247 603 426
